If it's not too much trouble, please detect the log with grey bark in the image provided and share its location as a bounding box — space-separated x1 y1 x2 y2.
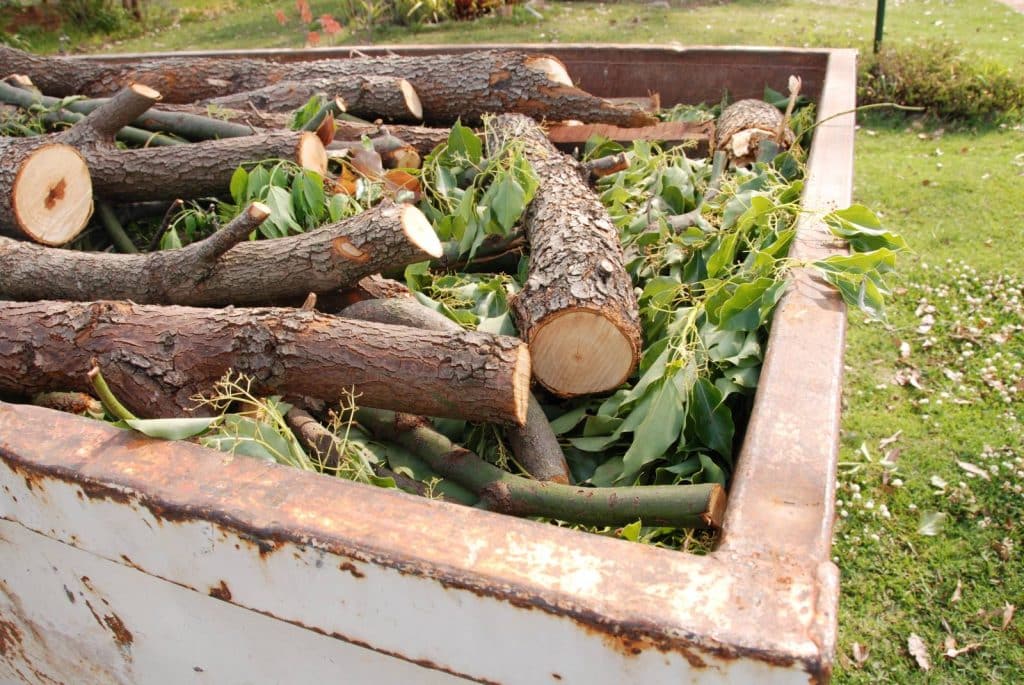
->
0 201 443 307
0 46 656 126
205 75 423 123
488 114 642 397
0 299 531 425
341 295 572 484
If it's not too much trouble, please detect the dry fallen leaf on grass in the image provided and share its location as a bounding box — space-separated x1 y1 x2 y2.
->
908 633 931 671
943 637 982 659
956 460 991 481
1003 603 1016 631
950 578 963 604
918 511 948 536
852 642 870 667
879 429 903 449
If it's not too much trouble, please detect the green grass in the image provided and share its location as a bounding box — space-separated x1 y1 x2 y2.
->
5 0 1023 681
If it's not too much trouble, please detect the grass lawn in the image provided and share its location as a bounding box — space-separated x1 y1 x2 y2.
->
4 0 1023 681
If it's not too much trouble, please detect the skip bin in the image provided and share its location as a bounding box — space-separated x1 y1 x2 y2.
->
0 45 855 684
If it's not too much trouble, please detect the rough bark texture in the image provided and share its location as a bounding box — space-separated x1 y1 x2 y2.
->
0 300 531 425
0 136 93 244
715 99 794 166
1 47 655 126
0 201 439 307
488 114 641 397
205 75 422 122
341 296 572 484
81 130 326 203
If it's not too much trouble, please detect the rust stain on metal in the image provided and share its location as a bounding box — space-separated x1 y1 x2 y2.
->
103 613 134 650
208 580 233 601
0 619 22 658
339 561 366 579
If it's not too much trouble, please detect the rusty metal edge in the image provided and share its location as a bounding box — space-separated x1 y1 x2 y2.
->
1 44 856 682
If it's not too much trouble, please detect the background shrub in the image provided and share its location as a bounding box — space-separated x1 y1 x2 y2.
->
859 41 1024 123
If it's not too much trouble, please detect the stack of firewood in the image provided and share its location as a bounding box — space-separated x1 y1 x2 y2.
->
0 46 799 529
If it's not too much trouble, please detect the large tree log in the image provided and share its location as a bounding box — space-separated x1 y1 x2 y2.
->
488 114 641 397
0 201 442 306
0 300 531 425
0 136 93 244
341 295 572 484
205 75 423 123
0 47 655 126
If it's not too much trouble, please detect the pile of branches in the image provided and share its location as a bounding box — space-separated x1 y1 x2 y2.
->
1 45 861 538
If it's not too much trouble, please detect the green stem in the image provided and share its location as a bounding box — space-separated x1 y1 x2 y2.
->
96 202 139 253
87 365 138 422
357 408 726 529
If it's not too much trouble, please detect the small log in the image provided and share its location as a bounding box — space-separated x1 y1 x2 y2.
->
333 121 450 157
489 114 641 397
0 137 93 244
341 296 572 484
715 99 794 166
205 75 424 123
547 120 715 157
582 152 629 180
0 80 256 141
0 300 531 425
0 47 655 126
32 391 104 418
0 201 443 306
358 409 726 529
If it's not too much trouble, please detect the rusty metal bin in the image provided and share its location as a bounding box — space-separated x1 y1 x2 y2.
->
0 45 854 684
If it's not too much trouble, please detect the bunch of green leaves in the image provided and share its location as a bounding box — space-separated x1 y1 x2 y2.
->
221 159 371 240
418 120 539 262
403 269 520 336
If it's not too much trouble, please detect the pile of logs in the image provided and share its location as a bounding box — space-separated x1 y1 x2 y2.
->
0 46 793 529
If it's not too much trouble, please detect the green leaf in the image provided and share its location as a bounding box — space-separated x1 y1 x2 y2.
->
246 165 270 199
160 227 182 250
618 520 643 542
549 405 588 435
300 170 325 221
617 375 685 483
696 453 727 485
229 166 249 205
125 417 217 440
446 120 482 164
487 174 526 233
264 185 301 237
715 278 786 331
824 204 908 253
689 378 734 461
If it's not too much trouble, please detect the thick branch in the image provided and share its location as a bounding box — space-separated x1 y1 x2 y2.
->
0 201 442 306
0 300 531 425
340 295 571 484
489 114 642 397
357 408 725 529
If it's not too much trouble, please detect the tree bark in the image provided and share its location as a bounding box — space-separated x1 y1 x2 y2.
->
715 99 794 166
83 129 327 203
205 75 423 123
341 296 572 484
357 409 726 529
333 121 450 157
488 114 641 397
0 47 656 126
0 300 531 425
0 201 442 307
0 136 93 245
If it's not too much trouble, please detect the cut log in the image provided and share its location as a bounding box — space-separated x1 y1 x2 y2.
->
0 201 442 306
715 99 794 166
205 75 423 123
85 128 326 203
0 137 93 245
0 47 656 126
358 409 726 528
341 296 572 484
333 121 450 157
547 120 715 157
0 300 531 426
0 80 257 141
488 114 641 397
